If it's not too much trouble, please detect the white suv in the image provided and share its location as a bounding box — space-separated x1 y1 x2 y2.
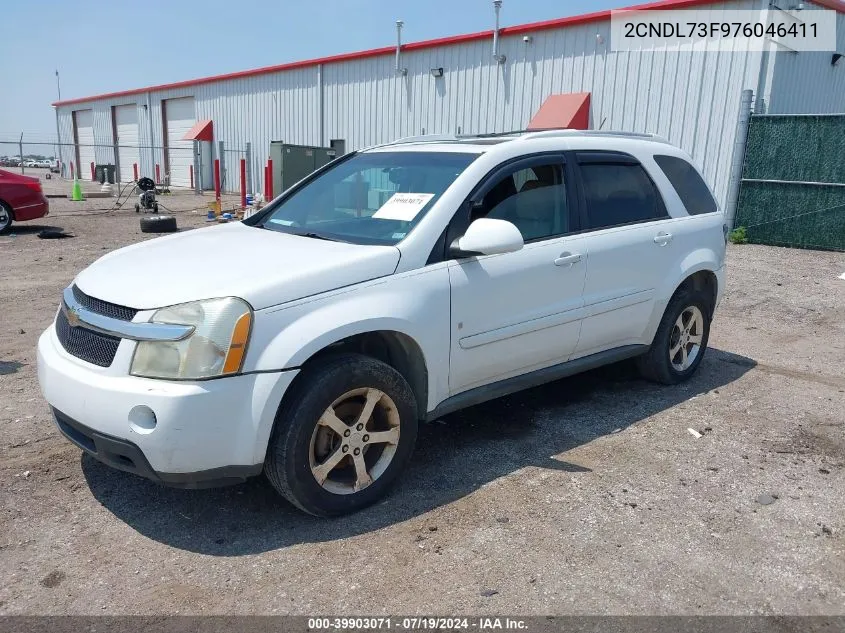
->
37 130 726 516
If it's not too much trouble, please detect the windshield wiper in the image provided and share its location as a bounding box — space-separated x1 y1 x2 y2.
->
296 231 349 243
255 223 349 242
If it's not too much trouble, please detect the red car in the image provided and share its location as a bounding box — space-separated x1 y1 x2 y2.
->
0 169 49 234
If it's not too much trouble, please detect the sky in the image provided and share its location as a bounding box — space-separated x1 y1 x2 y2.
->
0 0 633 143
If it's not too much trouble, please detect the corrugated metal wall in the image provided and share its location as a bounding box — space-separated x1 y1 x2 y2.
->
57 0 840 206
766 8 845 114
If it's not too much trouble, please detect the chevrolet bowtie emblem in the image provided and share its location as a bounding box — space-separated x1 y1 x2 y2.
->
66 305 82 328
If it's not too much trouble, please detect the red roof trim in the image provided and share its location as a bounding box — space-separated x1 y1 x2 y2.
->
53 0 845 107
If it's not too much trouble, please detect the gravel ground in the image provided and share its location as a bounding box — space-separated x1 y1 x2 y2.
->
0 188 843 615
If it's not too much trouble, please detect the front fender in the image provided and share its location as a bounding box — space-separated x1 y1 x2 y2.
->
245 264 451 412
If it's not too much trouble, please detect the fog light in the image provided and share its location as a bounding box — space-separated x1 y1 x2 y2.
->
128 405 157 434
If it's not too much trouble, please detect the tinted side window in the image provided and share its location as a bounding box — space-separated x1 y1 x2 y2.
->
580 162 668 230
653 155 718 215
474 162 569 242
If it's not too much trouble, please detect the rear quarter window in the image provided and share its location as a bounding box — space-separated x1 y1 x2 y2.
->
653 155 718 215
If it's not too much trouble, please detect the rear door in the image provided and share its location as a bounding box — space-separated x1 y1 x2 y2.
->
571 151 677 358
447 154 587 394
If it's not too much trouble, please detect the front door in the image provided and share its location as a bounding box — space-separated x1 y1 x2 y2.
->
447 156 587 394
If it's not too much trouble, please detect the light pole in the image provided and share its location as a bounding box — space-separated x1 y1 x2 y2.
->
54 70 64 176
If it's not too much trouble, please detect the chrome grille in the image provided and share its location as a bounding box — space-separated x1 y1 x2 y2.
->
72 285 137 321
55 308 121 368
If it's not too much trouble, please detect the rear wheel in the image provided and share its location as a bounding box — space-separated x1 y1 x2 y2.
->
637 287 711 384
0 202 13 234
264 353 418 516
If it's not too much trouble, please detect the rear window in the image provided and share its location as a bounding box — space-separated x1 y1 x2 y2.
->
653 155 718 215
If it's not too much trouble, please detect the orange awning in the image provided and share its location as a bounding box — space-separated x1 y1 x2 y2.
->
182 119 213 142
527 93 591 130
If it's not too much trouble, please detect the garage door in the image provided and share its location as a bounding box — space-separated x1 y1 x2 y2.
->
165 97 195 188
75 110 95 181
115 104 140 183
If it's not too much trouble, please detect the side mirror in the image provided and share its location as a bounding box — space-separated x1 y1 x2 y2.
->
449 218 524 257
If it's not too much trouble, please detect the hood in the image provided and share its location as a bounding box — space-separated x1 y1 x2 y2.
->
75 222 401 310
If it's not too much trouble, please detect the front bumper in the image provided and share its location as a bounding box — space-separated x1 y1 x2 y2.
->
37 325 298 484
52 409 261 488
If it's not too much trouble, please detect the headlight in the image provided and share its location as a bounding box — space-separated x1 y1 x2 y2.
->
130 297 252 380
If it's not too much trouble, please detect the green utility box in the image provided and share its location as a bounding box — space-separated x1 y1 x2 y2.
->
269 142 338 198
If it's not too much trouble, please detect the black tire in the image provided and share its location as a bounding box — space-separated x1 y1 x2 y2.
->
0 201 13 234
265 353 419 516
637 286 712 385
134 203 140 213
153 203 159 213
139 214 177 233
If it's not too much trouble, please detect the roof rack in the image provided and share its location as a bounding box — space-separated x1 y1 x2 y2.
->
518 129 671 143
388 133 461 145
378 128 670 149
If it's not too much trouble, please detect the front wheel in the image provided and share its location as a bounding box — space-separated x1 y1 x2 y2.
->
637 288 711 384
264 353 418 516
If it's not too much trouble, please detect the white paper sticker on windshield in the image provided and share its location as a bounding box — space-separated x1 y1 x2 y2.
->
372 193 435 221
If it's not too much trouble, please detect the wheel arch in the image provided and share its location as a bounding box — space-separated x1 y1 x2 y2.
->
0 198 15 219
276 326 430 421
670 268 719 318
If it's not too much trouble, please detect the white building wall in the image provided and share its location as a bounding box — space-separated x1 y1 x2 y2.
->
766 6 845 114
322 0 764 206
57 0 845 205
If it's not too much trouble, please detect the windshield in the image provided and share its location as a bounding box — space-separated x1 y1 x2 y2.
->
256 151 479 245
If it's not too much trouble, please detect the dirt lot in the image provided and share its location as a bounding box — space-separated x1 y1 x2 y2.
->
0 184 843 615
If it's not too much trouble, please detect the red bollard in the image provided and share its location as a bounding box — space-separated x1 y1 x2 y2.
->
70 162 74 179
263 164 269 200
267 158 273 199
240 158 247 208
133 163 138 181
90 162 95 181
155 163 160 184
189 164 194 189
214 159 221 201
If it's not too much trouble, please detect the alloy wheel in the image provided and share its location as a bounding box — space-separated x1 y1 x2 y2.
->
669 305 704 371
309 387 401 495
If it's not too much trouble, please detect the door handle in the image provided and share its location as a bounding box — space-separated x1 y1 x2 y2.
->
653 232 673 246
554 252 582 267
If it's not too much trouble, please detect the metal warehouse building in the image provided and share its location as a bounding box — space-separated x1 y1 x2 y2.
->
53 0 845 213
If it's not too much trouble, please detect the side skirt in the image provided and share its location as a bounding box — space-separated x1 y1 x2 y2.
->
426 344 648 421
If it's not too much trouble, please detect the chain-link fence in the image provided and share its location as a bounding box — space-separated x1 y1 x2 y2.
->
734 114 845 252
0 138 220 193
1 139 192 186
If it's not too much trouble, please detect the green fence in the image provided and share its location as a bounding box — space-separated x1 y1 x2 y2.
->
734 114 845 251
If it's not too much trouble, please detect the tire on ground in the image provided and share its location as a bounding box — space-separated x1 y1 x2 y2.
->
139 215 177 233
637 285 712 385
264 352 419 517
